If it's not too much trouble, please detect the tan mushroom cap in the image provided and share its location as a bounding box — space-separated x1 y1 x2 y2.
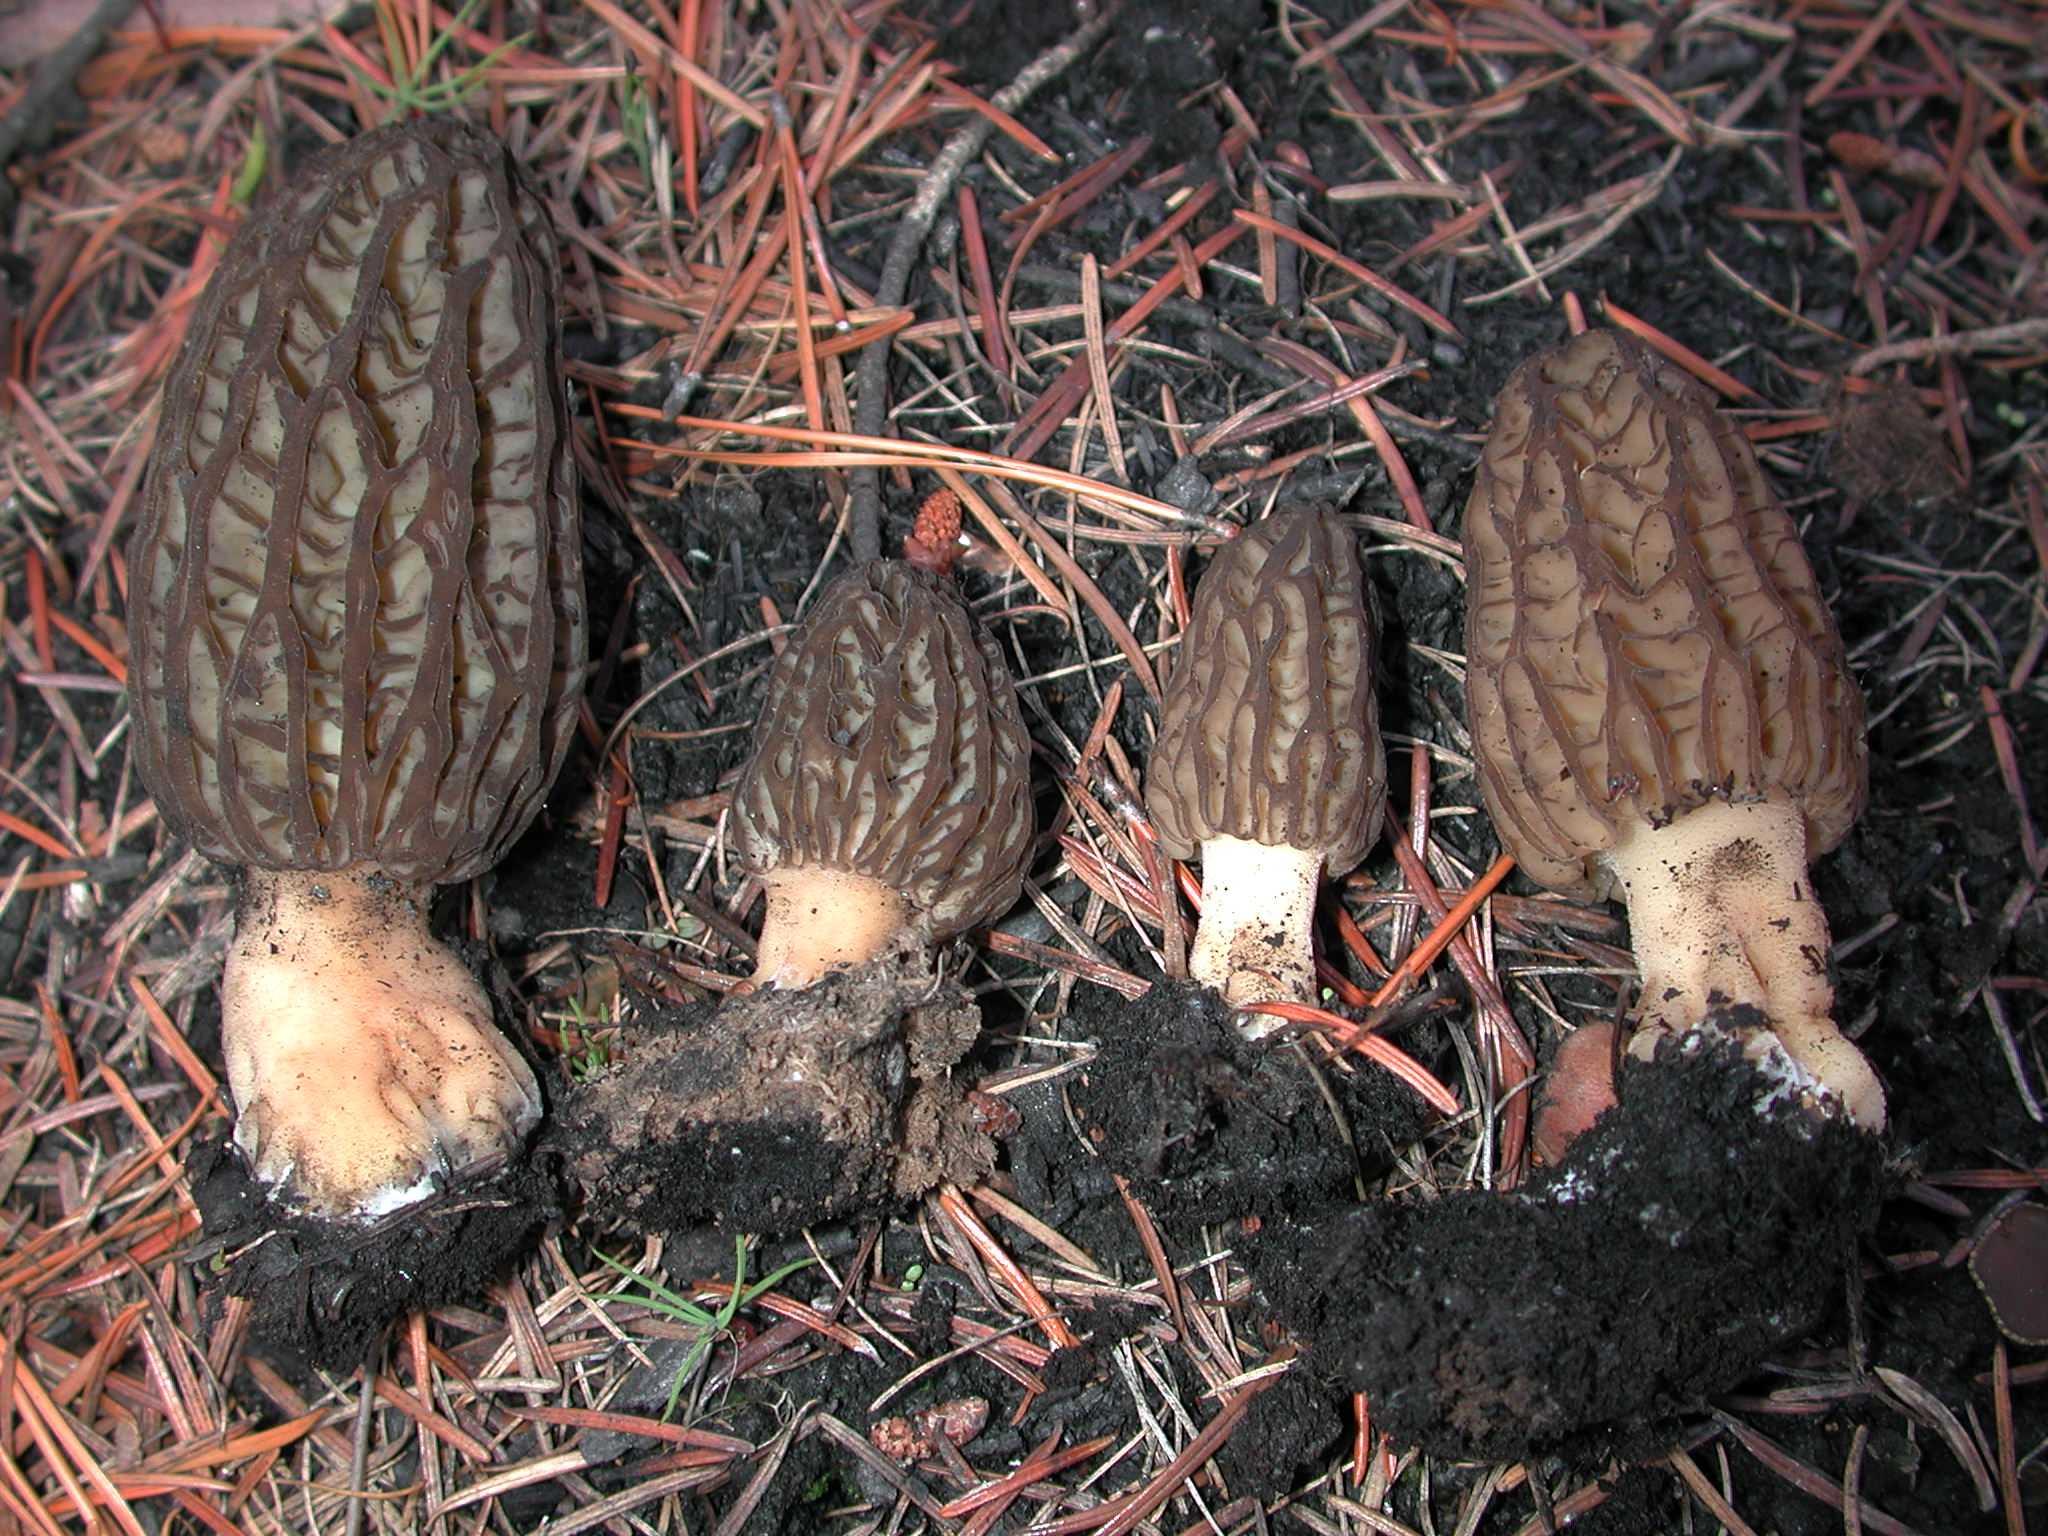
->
732 560 1035 941
126 119 585 887
1146 507 1387 870
1462 329 1866 900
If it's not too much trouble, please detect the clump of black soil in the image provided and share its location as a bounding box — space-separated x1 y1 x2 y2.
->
1571 1467 1691 1534
1066 979 1441 1224
189 1137 554 1372
554 949 994 1237
1254 1018 1888 1464
1212 1368 1343 1503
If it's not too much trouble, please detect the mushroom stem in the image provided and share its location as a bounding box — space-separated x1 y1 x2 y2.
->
1604 795 1885 1129
221 867 543 1219
1189 834 1324 1030
755 868 914 989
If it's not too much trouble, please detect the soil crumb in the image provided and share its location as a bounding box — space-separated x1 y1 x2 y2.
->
1827 378 1967 516
189 1137 554 1372
554 949 993 1236
1212 1368 1342 1502
1066 979 1440 1224
1254 1016 1887 1463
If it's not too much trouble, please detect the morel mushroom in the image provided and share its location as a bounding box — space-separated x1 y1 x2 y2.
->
731 560 1034 986
1463 329 1881 1128
127 121 584 1219
1145 508 1387 1024
553 560 1028 1234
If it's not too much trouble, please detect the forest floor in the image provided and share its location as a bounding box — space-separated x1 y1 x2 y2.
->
0 0 2043 1532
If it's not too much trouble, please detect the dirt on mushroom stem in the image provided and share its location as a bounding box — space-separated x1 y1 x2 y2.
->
223 865 542 1221
1256 1025 1888 1465
551 949 995 1237
1183 833 1325 1030
1605 793 1886 1130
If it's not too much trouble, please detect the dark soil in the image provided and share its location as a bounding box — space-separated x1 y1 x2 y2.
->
1254 1023 1888 1464
188 1136 554 1373
552 949 995 1237
1065 978 1444 1224
434 3 2048 1520
7 0 2040 1529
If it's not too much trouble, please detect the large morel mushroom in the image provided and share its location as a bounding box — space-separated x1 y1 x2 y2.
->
1463 328 1880 1127
127 120 585 1219
1146 508 1387 1024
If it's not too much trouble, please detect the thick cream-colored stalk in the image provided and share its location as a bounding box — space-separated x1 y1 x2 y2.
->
1606 795 1885 1130
222 866 542 1220
1188 834 1324 1035
753 867 913 989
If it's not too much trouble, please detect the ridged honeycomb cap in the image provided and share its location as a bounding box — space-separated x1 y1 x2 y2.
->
1144 507 1387 871
1462 329 1866 899
127 119 585 886
731 561 1034 938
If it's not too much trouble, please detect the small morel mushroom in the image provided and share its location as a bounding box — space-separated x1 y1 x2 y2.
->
1463 329 1880 1128
732 559 1034 987
127 120 584 1221
559 560 1032 1235
1145 508 1386 1024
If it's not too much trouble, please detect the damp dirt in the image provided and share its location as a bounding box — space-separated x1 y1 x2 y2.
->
551 949 995 1238
188 1136 555 1373
1253 1023 1889 1465
1063 978 1446 1225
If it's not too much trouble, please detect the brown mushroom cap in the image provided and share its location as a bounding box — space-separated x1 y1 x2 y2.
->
732 560 1034 940
127 119 585 886
1462 329 1865 899
1145 507 1386 869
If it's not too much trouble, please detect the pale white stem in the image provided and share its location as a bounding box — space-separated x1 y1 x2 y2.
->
1189 834 1324 1036
222 866 542 1220
1605 795 1886 1130
754 867 914 989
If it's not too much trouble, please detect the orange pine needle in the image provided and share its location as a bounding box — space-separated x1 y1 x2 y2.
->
1233 208 1462 339
24 552 53 670
1600 296 1758 401
937 1185 1079 1350
0 809 76 862
44 610 126 685
593 754 631 910
1370 853 1516 1007
938 1432 1115 1519
1331 897 1390 979
1241 1000 1461 1116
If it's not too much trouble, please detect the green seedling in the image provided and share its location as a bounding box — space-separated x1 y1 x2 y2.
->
352 0 531 121
558 997 618 1082
594 1238 815 1421
618 71 655 182
230 123 268 206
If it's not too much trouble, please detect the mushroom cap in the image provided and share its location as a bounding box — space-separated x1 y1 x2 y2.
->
1462 329 1866 899
1145 507 1386 870
127 119 585 886
731 560 1034 939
